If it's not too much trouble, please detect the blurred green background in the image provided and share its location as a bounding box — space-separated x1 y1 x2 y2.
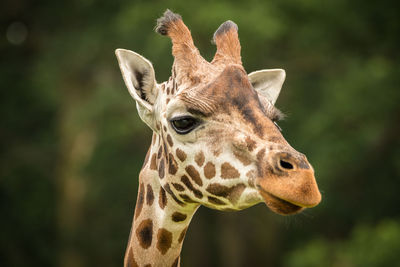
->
1 0 400 266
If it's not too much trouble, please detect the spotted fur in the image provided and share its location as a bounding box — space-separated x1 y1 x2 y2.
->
119 9 321 267
156 228 173 255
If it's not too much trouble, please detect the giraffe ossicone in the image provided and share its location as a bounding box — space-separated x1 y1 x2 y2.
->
116 9 321 267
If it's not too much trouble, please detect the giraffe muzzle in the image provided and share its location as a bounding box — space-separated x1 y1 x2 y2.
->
256 151 322 215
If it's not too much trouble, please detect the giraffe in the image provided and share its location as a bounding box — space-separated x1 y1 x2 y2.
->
115 10 321 267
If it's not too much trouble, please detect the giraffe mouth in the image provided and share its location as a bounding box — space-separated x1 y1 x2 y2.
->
257 187 304 215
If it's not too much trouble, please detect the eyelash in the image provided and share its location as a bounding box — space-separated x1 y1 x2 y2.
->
273 121 282 132
170 116 201 134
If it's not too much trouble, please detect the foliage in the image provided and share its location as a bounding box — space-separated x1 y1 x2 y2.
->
285 219 400 267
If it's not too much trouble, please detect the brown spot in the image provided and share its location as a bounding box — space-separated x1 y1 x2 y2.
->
204 162 216 179
157 145 162 159
221 162 240 179
162 141 169 159
158 159 165 179
146 184 154 206
257 148 266 161
173 195 187 206
166 98 170 104
171 256 180 267
167 134 174 147
191 76 201 84
157 228 173 255
142 149 151 170
166 87 170 95
135 219 153 249
206 183 230 198
230 89 265 137
176 148 187 162
150 153 157 170
194 151 205 167
233 150 252 166
256 148 266 177
172 183 185 191
268 136 281 143
168 153 178 175
179 194 198 203
165 183 186 206
245 136 257 151
126 248 139 267
173 78 177 92
172 212 187 222
179 228 188 244
181 175 203 199
134 183 145 220
144 265 151 267
206 183 246 204
208 196 226 205
159 187 167 209
164 183 173 194
163 125 167 132
227 183 246 204
185 165 202 186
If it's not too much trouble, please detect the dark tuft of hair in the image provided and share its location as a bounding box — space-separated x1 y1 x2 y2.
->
212 20 238 44
272 107 286 122
155 9 182 35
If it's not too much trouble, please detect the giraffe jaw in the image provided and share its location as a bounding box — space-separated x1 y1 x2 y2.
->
257 187 304 215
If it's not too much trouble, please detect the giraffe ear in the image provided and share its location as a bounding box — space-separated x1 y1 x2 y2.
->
248 69 286 105
115 49 158 130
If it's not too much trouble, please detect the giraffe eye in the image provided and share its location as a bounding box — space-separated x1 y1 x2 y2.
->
170 116 199 134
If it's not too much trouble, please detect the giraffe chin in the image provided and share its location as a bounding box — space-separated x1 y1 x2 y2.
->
259 190 304 215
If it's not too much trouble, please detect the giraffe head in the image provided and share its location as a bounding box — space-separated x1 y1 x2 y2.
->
116 10 321 215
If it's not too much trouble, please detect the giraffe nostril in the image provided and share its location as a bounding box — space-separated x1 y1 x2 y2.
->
279 159 293 170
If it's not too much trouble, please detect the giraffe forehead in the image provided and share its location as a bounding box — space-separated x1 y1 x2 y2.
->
178 65 261 116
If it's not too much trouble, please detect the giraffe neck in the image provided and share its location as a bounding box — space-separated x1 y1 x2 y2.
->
124 134 199 267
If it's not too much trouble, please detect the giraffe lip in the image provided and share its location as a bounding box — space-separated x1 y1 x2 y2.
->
257 186 304 215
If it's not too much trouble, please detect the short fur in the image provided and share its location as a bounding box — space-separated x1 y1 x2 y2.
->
115 9 321 267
